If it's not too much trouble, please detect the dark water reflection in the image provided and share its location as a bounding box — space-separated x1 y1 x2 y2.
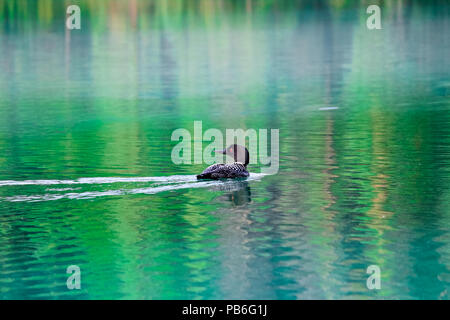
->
0 1 449 299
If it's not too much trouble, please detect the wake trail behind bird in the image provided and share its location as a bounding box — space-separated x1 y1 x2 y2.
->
0 175 198 187
0 173 267 202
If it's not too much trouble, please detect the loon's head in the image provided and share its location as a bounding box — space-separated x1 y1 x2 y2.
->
215 144 249 166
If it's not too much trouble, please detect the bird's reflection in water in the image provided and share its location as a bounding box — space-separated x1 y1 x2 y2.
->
211 180 252 206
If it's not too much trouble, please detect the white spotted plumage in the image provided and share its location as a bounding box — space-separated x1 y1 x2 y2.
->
197 162 249 179
196 145 250 180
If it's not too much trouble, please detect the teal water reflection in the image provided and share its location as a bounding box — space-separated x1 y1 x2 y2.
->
0 0 449 299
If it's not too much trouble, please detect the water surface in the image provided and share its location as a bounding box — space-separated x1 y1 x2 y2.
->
0 0 449 299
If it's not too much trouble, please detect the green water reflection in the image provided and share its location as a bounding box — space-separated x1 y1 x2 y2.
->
0 0 449 299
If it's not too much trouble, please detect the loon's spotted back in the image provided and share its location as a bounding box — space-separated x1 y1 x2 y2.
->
197 145 250 180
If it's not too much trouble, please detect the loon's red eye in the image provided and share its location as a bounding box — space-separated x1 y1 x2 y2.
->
229 148 232 152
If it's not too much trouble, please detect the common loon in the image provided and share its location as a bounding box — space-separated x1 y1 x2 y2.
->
197 144 250 180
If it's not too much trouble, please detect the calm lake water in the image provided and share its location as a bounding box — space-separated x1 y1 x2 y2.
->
0 1 449 299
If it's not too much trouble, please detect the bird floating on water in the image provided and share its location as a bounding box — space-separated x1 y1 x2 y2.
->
196 144 250 180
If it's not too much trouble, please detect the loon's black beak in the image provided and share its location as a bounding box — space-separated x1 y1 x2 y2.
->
214 149 226 154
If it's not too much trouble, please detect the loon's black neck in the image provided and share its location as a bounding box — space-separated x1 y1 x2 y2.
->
222 144 250 167
233 148 249 167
